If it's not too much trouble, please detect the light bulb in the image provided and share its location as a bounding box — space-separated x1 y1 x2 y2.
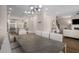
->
9 8 12 10
24 11 27 13
32 12 34 14
38 9 41 11
28 11 30 14
30 7 34 9
39 5 42 8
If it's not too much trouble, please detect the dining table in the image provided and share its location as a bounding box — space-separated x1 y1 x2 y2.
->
16 33 65 53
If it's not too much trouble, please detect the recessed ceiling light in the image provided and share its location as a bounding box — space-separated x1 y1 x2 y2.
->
30 7 34 9
39 5 42 8
38 9 41 11
28 11 30 14
24 11 27 13
32 12 34 14
9 8 12 10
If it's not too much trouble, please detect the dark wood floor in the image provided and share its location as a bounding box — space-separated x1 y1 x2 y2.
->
63 37 79 53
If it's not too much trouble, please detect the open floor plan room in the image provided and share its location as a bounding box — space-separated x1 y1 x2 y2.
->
0 5 79 53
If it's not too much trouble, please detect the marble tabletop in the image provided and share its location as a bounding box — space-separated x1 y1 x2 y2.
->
16 33 64 53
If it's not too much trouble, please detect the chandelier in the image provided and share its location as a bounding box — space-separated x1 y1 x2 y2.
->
24 5 43 16
8 5 43 17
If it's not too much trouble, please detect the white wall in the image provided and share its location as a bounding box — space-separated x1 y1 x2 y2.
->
0 5 13 53
28 12 59 33
9 10 60 33
28 16 35 33
43 12 52 32
36 12 44 31
8 16 29 29
0 5 7 39
31 15 37 33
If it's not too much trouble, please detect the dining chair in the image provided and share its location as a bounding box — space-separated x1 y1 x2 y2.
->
50 33 63 42
41 32 50 39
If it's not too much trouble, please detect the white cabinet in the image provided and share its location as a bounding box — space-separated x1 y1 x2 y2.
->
41 32 50 38
63 29 79 39
50 33 63 42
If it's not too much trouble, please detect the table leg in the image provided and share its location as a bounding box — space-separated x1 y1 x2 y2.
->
64 43 67 53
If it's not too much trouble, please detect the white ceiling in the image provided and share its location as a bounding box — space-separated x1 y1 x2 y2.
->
43 5 79 16
7 5 79 17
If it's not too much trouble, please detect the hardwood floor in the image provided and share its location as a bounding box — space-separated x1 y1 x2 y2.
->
63 37 79 53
